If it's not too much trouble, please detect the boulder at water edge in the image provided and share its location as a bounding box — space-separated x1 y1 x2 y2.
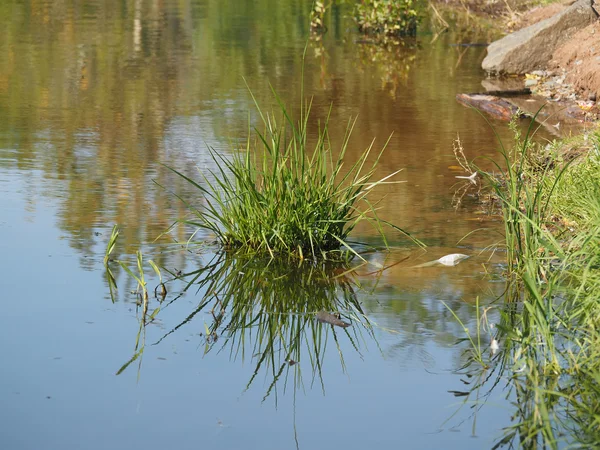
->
482 0 598 74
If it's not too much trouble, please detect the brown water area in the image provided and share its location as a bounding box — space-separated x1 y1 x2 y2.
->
0 1 527 449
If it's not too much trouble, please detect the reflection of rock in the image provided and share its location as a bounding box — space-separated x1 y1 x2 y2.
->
481 78 525 92
482 0 597 74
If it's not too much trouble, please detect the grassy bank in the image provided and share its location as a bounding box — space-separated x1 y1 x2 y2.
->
454 116 600 448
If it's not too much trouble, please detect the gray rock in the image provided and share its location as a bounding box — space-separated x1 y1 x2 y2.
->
482 0 598 74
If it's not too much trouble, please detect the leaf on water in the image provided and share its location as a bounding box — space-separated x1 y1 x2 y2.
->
448 390 470 397
437 254 470 266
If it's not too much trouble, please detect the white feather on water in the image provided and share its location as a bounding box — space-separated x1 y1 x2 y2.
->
436 253 470 266
490 339 500 355
411 253 470 268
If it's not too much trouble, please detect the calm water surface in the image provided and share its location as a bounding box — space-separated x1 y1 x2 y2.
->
1 1 518 449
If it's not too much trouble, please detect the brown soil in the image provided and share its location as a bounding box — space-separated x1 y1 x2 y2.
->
438 0 600 109
510 0 574 31
438 0 575 31
552 20 600 100
507 0 600 103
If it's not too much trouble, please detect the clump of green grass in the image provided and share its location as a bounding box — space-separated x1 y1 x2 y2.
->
477 112 568 276
445 114 600 447
166 84 419 261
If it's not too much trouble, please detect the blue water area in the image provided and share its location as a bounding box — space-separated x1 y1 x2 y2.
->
0 167 512 449
0 1 518 448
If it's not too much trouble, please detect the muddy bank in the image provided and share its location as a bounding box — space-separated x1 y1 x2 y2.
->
509 0 600 102
552 19 600 100
439 0 600 131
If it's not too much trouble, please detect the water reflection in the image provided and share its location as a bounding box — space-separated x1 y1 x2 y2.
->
119 252 376 399
0 0 319 254
114 245 509 392
1 0 523 261
354 39 419 100
0 1 552 448
444 282 600 448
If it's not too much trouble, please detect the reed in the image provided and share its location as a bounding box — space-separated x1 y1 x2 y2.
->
446 114 600 447
164 84 421 261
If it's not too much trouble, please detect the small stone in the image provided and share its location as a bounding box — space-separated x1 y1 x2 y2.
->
525 78 538 87
589 93 597 102
531 70 547 77
575 59 583 65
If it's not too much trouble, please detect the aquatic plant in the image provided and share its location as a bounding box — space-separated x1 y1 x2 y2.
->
355 0 423 37
103 237 165 378
103 225 166 304
445 114 600 447
103 224 119 267
164 84 421 261
477 113 567 275
442 297 493 369
104 225 120 302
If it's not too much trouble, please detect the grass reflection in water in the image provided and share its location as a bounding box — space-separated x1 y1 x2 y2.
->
118 251 377 400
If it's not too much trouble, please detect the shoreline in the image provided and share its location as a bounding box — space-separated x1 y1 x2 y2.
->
432 0 600 134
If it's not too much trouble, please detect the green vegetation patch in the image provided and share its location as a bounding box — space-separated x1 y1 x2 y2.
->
355 0 423 37
447 114 600 448
166 85 418 261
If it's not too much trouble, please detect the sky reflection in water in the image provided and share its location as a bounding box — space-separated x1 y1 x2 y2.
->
0 0 519 448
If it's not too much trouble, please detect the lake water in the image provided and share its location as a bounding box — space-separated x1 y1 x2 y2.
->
1 1 522 449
